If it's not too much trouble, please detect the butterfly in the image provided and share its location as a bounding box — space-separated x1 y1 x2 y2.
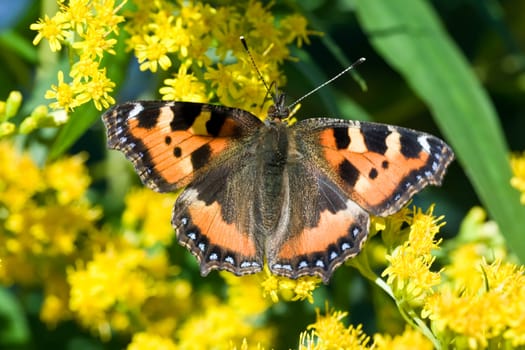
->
102 91 454 283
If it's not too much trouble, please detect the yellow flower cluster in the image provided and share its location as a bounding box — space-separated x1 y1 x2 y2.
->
122 189 176 247
511 151 525 204
31 0 125 111
299 307 370 350
299 307 434 350
66 187 275 348
296 205 525 350
67 240 190 340
421 207 525 349
382 206 443 306
260 266 321 304
424 260 525 349
0 141 100 325
0 136 276 346
30 0 315 121
123 0 315 116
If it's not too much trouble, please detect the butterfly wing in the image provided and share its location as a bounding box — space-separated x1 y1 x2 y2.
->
171 135 266 276
265 161 370 283
295 118 454 216
104 101 266 275
265 118 454 283
102 101 263 192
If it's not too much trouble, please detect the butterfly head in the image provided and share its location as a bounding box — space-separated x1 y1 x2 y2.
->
267 89 291 123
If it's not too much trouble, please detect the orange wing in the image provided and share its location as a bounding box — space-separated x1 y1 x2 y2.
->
295 118 454 216
102 101 263 192
266 171 370 283
172 159 264 276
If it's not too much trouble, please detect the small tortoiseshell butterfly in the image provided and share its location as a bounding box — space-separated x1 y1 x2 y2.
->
102 89 453 283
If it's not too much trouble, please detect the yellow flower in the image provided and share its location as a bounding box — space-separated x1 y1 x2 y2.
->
60 0 92 33
510 151 525 204
44 71 79 111
423 259 525 348
244 1 278 44
70 58 100 81
31 0 125 112
44 153 91 205
74 68 116 110
159 63 208 102
91 0 126 33
0 140 106 332
30 12 71 51
203 63 244 105
177 301 274 350
372 327 433 350
67 244 150 334
222 273 271 316
135 35 176 72
260 267 321 304
40 294 68 327
300 306 370 350
72 26 117 58
279 14 318 47
382 206 443 305
230 338 266 350
127 332 177 350
122 188 176 247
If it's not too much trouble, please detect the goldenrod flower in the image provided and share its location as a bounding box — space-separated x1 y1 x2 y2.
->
127 332 177 350
177 301 274 349
160 63 208 102
222 272 272 316
60 0 92 34
75 68 115 110
45 154 91 205
382 206 443 305
122 188 177 247
72 26 117 58
300 307 370 350
280 14 317 47
423 259 525 348
30 12 71 51
135 35 176 72
510 151 525 204
260 266 320 304
31 0 125 112
44 71 80 111
0 141 102 328
372 326 433 350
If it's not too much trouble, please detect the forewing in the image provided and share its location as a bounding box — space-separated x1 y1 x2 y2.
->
102 101 263 192
295 118 454 216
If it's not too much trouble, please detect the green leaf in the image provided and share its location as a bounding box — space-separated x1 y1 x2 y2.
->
47 102 99 160
354 0 525 260
0 30 38 63
0 288 30 346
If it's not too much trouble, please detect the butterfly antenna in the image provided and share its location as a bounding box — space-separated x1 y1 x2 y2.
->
240 36 272 95
288 57 367 110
